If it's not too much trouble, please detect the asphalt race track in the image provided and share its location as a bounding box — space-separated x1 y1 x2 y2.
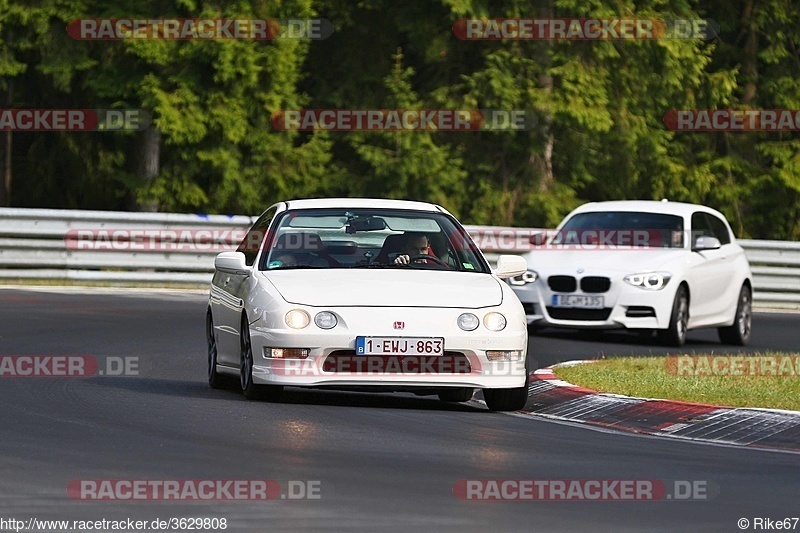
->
0 287 798 532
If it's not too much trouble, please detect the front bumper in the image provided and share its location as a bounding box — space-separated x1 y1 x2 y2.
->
511 278 676 330
247 307 527 389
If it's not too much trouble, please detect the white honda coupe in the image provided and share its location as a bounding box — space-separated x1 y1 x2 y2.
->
510 200 753 346
207 198 530 411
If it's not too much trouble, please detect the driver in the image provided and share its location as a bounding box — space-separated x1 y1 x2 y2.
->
393 232 430 265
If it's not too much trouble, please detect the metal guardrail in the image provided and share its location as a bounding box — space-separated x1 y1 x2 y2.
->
0 208 798 309
0 208 256 285
738 240 800 309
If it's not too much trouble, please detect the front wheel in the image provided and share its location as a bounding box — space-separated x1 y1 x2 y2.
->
718 285 752 346
206 311 225 389
240 316 283 401
658 285 689 347
483 385 529 411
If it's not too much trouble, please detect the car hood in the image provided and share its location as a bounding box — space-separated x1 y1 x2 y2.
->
523 248 683 274
263 269 503 308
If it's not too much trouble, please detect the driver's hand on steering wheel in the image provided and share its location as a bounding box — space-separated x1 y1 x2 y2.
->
392 237 430 265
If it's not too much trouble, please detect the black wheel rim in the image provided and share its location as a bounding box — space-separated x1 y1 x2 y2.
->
240 324 252 390
207 313 217 380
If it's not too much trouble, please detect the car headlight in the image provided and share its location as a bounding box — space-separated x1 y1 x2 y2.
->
285 309 310 329
457 313 479 331
483 312 507 331
508 270 539 286
314 311 337 329
624 272 672 290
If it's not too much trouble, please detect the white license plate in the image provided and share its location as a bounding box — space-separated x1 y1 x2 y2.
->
552 295 604 309
356 337 444 356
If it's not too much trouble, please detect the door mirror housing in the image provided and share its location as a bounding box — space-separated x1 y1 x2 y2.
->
493 255 528 279
692 235 721 251
214 251 250 275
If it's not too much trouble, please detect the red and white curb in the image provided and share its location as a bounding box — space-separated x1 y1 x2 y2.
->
510 361 800 453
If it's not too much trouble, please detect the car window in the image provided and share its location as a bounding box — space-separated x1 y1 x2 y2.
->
706 214 732 245
237 206 277 266
556 211 684 248
691 211 725 246
258 208 490 273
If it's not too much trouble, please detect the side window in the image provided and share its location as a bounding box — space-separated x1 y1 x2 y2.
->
691 212 715 245
237 207 277 266
706 214 732 245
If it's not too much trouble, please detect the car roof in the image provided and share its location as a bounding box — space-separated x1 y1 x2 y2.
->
570 200 727 220
283 198 443 213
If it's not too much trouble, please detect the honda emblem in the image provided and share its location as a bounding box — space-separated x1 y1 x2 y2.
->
393 321 405 330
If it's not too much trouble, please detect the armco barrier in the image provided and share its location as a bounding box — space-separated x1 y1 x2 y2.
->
0 208 256 285
0 208 797 309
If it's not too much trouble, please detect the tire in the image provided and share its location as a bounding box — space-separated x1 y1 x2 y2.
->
240 315 283 401
206 310 225 389
438 388 475 403
658 285 689 347
483 369 530 412
718 285 752 346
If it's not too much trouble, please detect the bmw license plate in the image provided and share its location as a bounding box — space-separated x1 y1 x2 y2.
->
356 337 444 356
552 295 604 309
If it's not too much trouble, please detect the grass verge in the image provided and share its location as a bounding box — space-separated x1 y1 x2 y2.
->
553 354 800 412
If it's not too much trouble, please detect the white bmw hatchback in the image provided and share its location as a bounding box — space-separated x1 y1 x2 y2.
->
510 201 753 346
207 198 530 411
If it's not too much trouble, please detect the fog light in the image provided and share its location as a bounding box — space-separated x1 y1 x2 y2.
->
314 311 337 329
486 350 523 362
457 313 479 331
263 347 310 359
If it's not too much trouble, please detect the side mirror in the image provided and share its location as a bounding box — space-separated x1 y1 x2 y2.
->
214 251 250 275
529 232 547 246
493 255 528 279
692 235 721 251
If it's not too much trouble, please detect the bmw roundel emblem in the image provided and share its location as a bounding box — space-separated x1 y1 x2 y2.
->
577 268 585 274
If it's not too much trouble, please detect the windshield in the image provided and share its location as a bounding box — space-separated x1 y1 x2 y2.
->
258 208 490 273
555 211 685 248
